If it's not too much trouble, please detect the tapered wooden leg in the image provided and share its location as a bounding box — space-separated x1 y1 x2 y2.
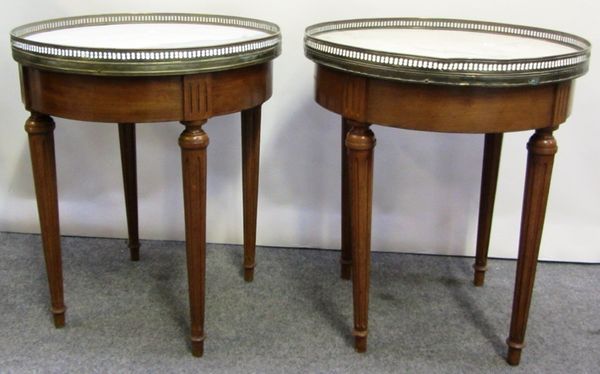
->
179 120 209 357
340 118 352 280
25 112 65 328
241 106 261 282
118 123 140 261
346 119 376 353
506 127 557 366
473 133 503 286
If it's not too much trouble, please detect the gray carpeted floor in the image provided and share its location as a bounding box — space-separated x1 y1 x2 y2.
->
0 232 598 373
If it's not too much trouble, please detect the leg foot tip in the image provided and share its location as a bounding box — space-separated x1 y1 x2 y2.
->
53 313 65 328
129 244 140 261
341 264 351 280
507 347 522 366
354 336 367 353
191 341 204 357
473 270 486 287
244 268 254 282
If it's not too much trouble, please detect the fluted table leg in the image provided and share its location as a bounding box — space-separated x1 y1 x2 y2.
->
179 120 209 357
118 123 140 261
346 119 376 352
26 112 65 328
506 127 557 365
340 118 353 280
473 133 503 286
241 106 261 282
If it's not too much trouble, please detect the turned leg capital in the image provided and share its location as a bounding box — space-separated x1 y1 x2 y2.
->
25 112 55 134
527 127 558 155
179 120 209 150
345 121 376 151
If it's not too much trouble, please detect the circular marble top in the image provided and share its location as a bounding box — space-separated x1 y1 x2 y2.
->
11 13 281 76
305 18 590 86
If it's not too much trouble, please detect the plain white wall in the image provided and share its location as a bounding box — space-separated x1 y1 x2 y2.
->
1 0 598 262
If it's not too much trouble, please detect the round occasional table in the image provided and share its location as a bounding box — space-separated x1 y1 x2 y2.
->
11 13 281 356
304 18 590 365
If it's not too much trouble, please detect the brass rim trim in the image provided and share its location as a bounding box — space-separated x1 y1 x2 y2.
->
304 18 591 86
11 13 281 76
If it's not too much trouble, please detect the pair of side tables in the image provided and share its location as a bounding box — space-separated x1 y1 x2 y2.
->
10 14 591 365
